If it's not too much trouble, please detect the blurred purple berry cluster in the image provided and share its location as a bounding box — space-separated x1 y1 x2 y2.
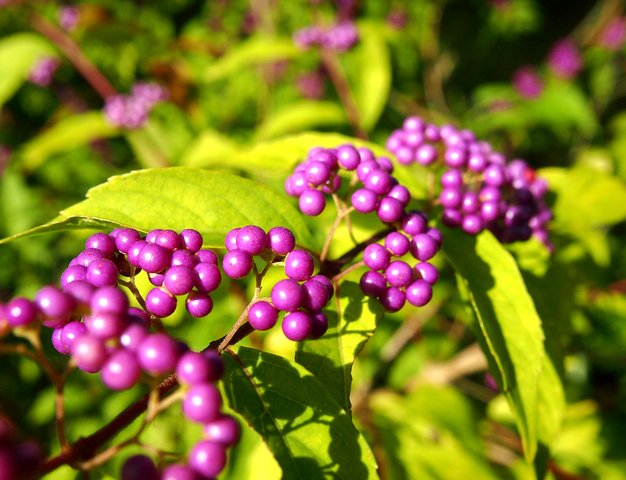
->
386 116 553 249
28 57 60 87
104 82 168 129
222 225 334 341
294 21 359 52
58 5 79 31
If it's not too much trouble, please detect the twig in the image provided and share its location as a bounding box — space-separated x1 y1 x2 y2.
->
30 13 117 100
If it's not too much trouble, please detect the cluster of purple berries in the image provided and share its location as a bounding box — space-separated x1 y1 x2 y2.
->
294 21 359 52
286 145 409 225
0 416 43 480
222 225 334 341
386 116 552 248
28 57 60 87
360 212 442 312
104 82 168 129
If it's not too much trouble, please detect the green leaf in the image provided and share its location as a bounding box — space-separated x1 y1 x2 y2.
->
0 216 122 246
370 387 499 480
0 33 57 108
191 132 388 175
203 36 300 83
179 129 239 168
540 166 626 229
222 346 379 480
295 281 384 411
351 21 391 131
442 228 553 461
254 101 346 141
55 167 316 249
19 112 119 171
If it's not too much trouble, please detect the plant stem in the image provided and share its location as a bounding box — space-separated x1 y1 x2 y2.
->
30 13 117 100
320 49 367 139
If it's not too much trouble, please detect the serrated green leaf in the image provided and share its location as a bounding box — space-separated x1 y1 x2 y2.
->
223 346 378 480
203 36 300 83
53 167 316 249
20 112 119 171
254 101 347 141
0 33 57 108
442 228 553 461
295 281 383 411
351 21 391 131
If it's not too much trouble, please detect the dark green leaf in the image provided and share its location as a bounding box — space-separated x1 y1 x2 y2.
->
223 346 379 480
442 228 560 461
295 281 384 411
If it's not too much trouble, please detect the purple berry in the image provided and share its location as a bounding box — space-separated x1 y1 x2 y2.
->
194 263 221 293
180 229 203 253
86 258 119 287
155 229 181 250
162 464 199 480
380 287 406 312
222 250 253 279
36 286 74 320
337 144 361 170
351 188 379 213
114 229 142 254
85 232 116 257
188 440 227 478
268 227 296 255
72 334 107 373
415 262 439 285
120 322 149 351
400 212 427 235
384 232 410 256
299 188 326 216
388 185 410 206
441 169 463 189
84 312 125 340
410 233 439 261
302 280 330 312
138 333 180 374
384 260 414 288
164 266 196 295
177 351 212 385
236 225 267 255
305 160 332 185
309 274 334 298
439 188 463 209
121 455 159 480
90 286 129 315
248 301 279 330
284 249 315 282
377 197 404 223
6 298 38 327
138 243 171 273
172 249 200 268
359 271 387 297
61 265 87 287
415 144 437 165
309 312 329 339
406 280 433 307
462 214 483 235
183 383 222 423
364 170 393 195
127 240 147 267
225 228 240 251
203 414 241 447
63 280 95 306
146 287 177 317
75 248 106 267
282 311 313 341
271 279 304 312
101 349 141 390
363 243 390 271
185 291 213 318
